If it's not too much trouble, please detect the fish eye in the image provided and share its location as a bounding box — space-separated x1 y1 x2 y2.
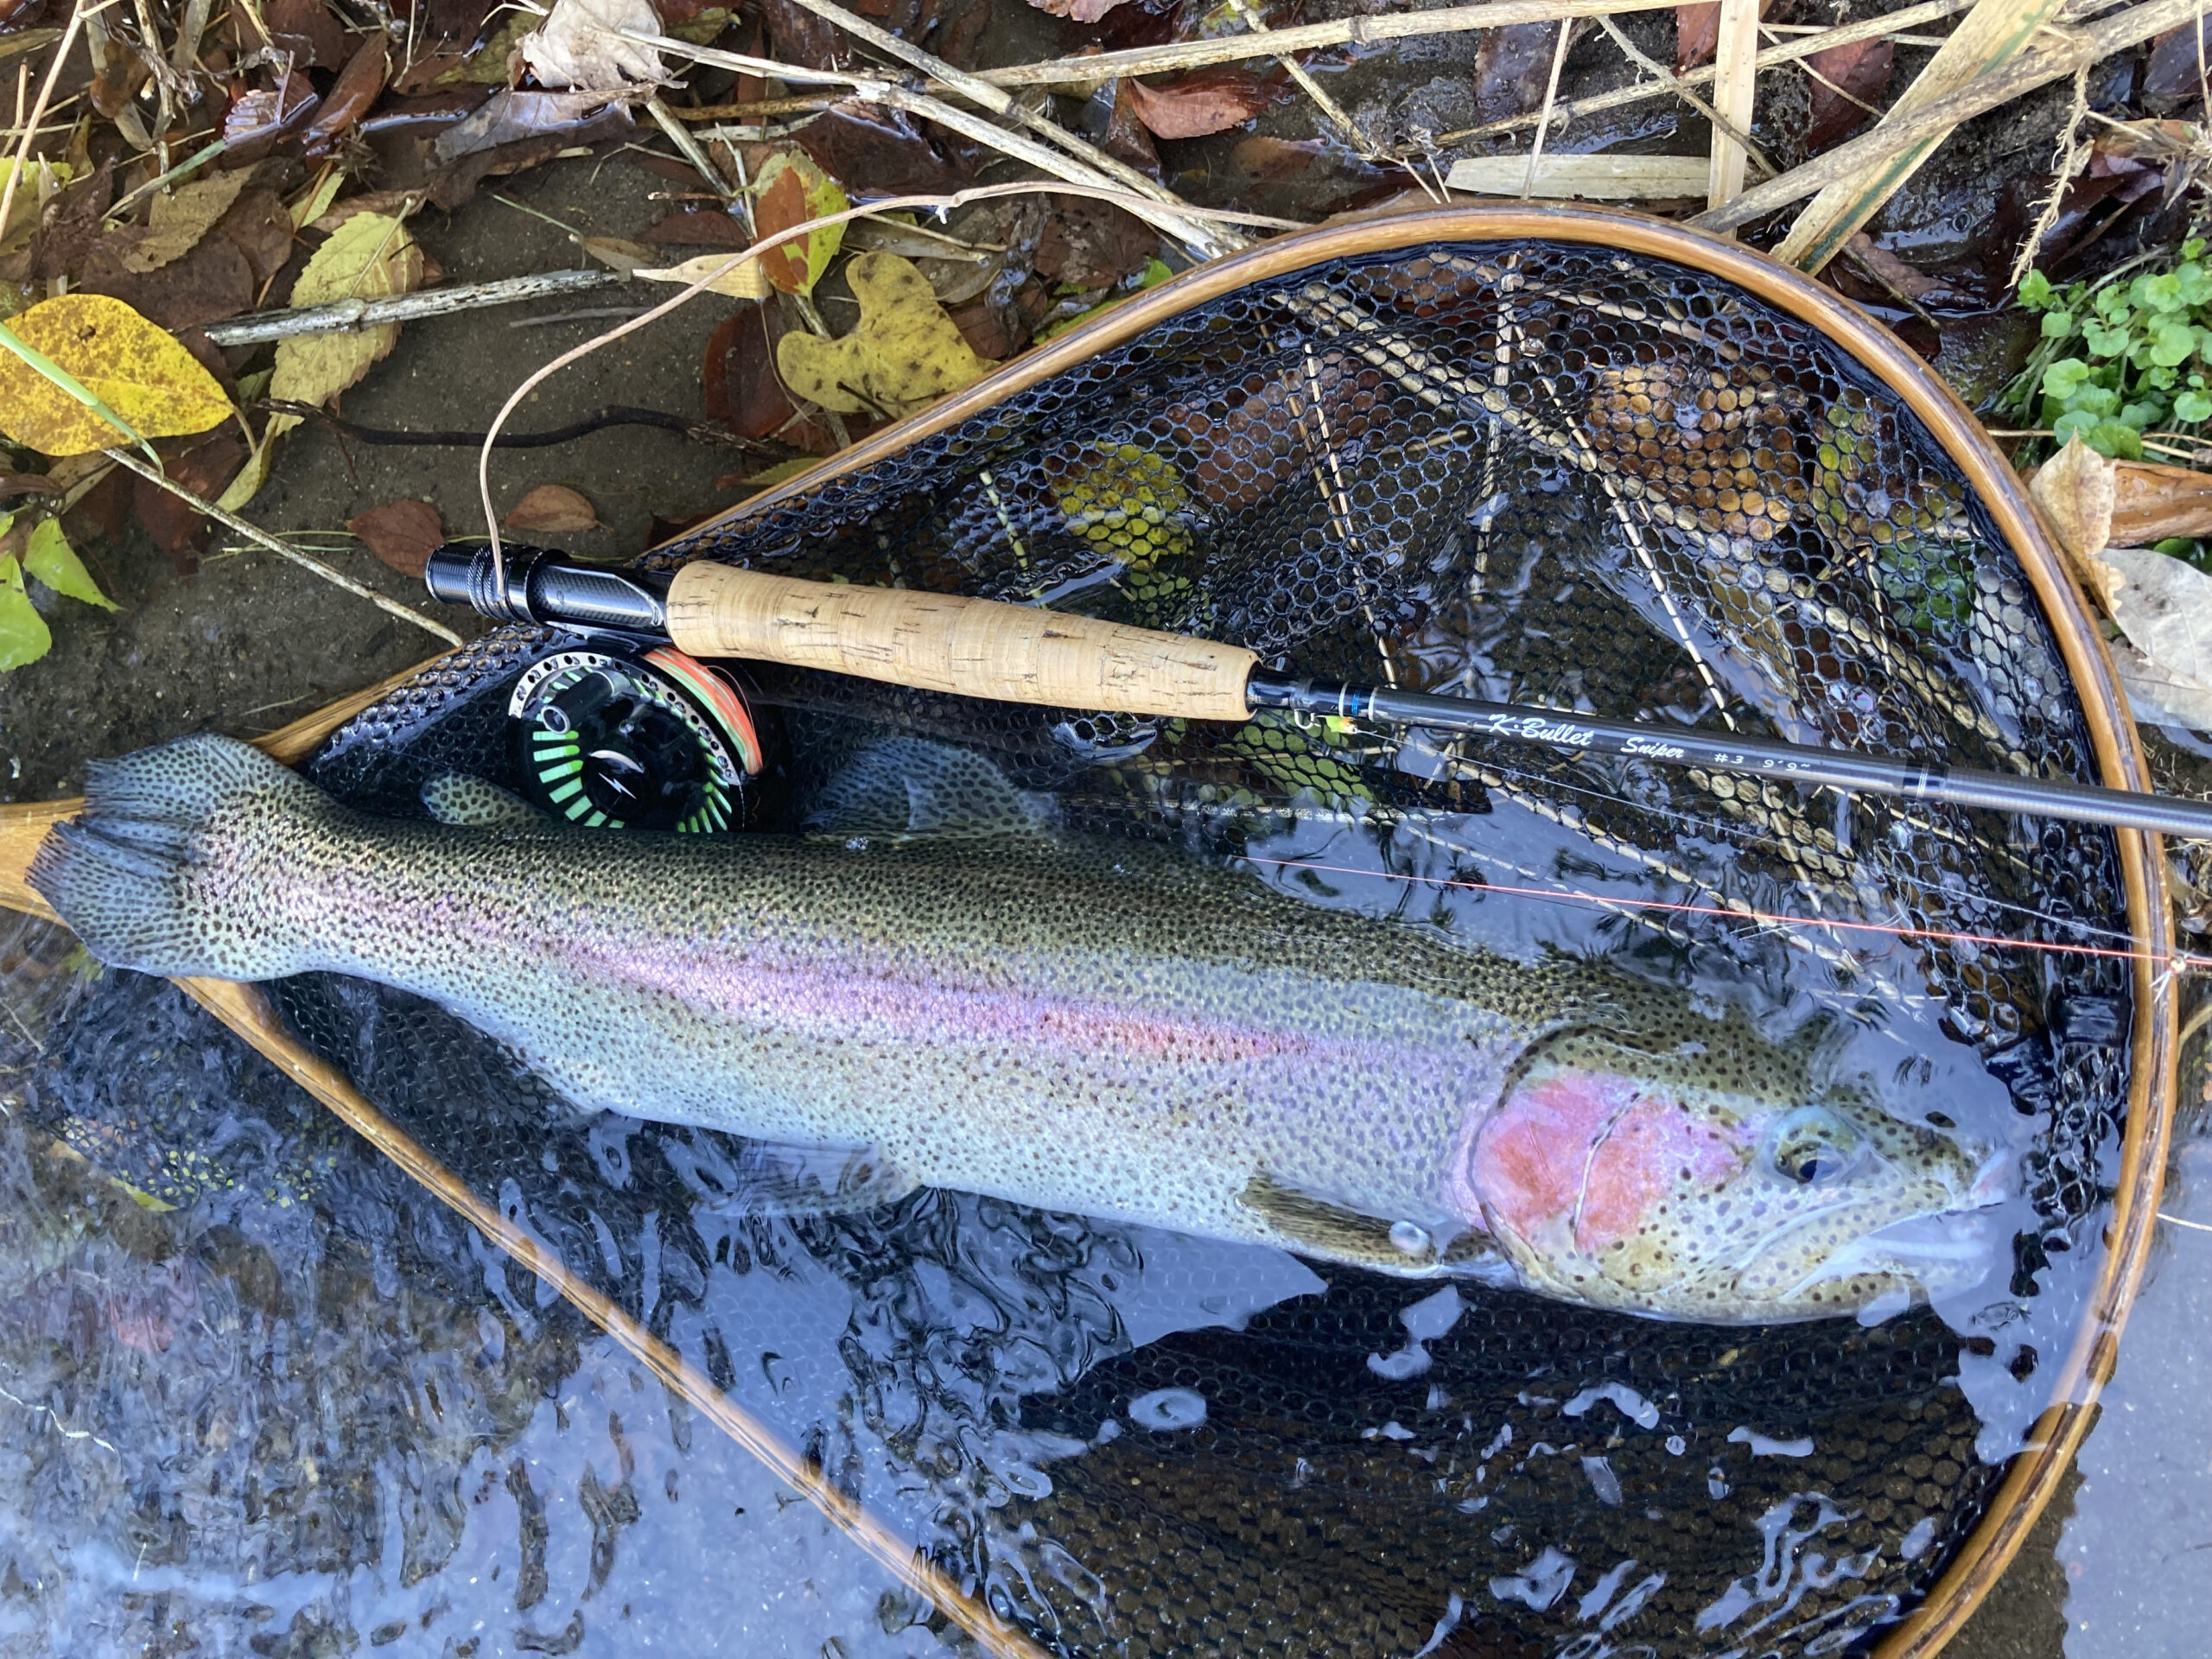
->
1769 1107 1865 1185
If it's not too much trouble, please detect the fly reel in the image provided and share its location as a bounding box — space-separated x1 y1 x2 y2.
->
506 645 763 832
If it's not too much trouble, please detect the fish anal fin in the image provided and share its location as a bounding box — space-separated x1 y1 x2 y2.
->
720 1139 917 1217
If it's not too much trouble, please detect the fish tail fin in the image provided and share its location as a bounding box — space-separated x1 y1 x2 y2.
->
28 734 321 979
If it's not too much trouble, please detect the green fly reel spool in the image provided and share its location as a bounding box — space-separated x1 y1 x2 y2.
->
506 645 763 832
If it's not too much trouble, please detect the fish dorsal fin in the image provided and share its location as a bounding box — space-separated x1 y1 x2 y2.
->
802 736 1055 843
423 772 544 828
1239 1170 1497 1275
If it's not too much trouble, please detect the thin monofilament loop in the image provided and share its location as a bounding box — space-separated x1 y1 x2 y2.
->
474 184 1304 594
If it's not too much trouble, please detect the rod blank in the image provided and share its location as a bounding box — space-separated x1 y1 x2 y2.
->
424 544 2212 842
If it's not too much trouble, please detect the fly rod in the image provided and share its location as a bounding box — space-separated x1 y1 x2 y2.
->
424 543 2212 842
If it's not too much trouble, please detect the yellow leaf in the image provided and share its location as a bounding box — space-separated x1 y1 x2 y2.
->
216 420 288 513
270 213 425 410
0 554 52 671
630 252 771 302
119 170 252 273
289 165 347 231
23 517 117 609
776 252 994 419
0 294 232 456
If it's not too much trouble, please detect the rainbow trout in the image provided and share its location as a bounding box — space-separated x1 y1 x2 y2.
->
31 733 2006 1322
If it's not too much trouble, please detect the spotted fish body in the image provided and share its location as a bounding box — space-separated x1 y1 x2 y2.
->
32 734 2005 1322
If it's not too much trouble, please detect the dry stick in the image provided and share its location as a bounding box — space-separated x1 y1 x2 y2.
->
1770 0 2070 270
977 0 1679 88
744 0 1243 257
1438 0 1975 143
0 0 120 237
1521 21 1575 198
639 27 1236 258
1228 0 1382 159
101 447 464 646
1592 13 1777 181
202 269 626 345
1707 0 1764 213
1694 0 2205 232
473 182 1300 578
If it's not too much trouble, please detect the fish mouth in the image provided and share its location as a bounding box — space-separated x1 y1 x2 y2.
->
1767 1209 2001 1303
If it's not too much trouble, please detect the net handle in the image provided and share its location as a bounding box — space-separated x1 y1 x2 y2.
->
666 561 1261 721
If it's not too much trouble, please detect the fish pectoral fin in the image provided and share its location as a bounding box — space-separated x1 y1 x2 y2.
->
709 1138 918 1217
421 772 545 828
800 736 1055 843
1238 1170 1485 1274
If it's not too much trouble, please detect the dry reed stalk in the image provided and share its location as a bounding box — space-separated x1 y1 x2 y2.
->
765 0 1236 248
1436 0 1974 143
633 17 1241 257
1694 0 2201 234
1707 0 1764 212
0 0 117 236
1770 0 2069 270
976 0 1679 89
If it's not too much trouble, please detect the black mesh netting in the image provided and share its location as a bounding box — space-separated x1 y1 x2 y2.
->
13 238 2146 1656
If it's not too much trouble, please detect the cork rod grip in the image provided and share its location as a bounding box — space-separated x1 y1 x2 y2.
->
665 563 1260 722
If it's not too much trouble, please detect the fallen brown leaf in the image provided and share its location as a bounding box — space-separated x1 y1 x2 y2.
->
702 304 842 455
131 432 248 575
793 105 976 196
1123 67 1287 141
1677 0 1770 72
349 499 445 578
2113 458 2212 544
252 0 348 68
1035 196 1155 290
505 484 605 534
303 30 393 156
1091 79 1161 180
1802 36 1893 152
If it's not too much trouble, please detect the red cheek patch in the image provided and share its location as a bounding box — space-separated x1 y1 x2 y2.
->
1470 1070 1640 1241
1573 1097 1747 1254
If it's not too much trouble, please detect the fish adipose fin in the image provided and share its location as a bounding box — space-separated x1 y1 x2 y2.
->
1240 1171 1497 1275
28 734 318 981
671 1135 918 1217
422 772 543 828
802 736 1055 843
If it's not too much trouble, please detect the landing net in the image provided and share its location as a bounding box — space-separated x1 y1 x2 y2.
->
6 224 2166 1657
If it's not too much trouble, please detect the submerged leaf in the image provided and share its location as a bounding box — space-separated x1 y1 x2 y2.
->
1802 37 1892 152
0 294 232 455
23 518 117 608
1123 68 1287 141
752 150 848 296
0 554 51 671
776 252 995 418
349 499 444 577
118 171 253 273
270 213 425 410
505 484 604 533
